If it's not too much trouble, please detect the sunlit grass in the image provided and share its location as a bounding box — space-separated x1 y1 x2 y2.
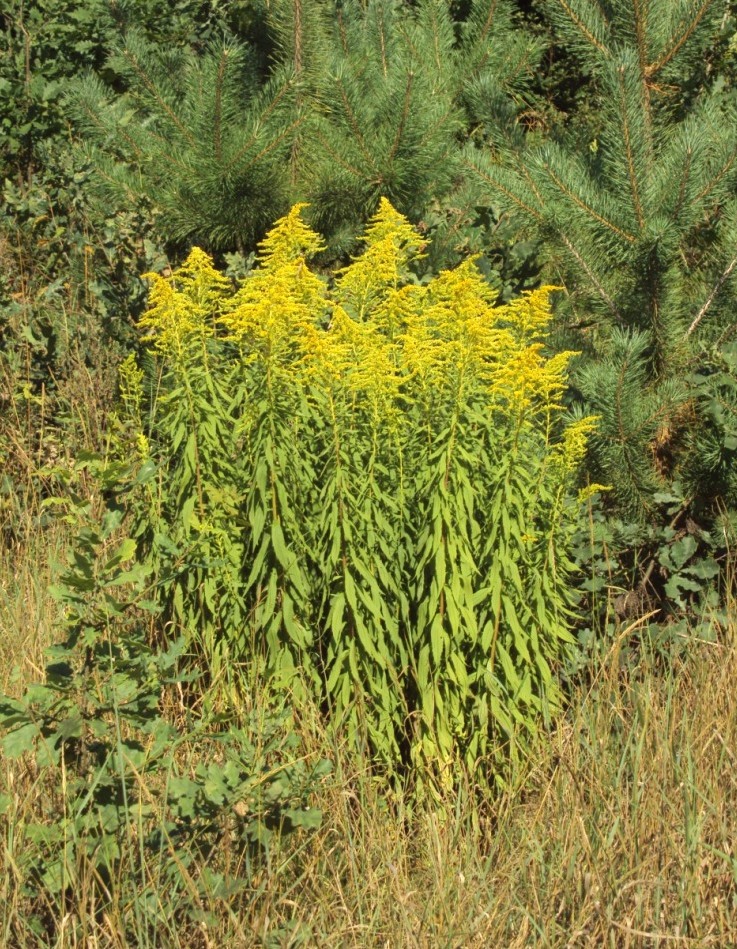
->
2 513 737 946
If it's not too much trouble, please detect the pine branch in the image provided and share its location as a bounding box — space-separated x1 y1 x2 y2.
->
613 352 645 505
293 0 303 79
686 254 737 337
465 157 545 221
213 48 229 164
631 0 654 153
694 145 737 205
311 130 366 179
467 0 500 78
477 0 501 46
378 10 388 80
645 0 716 77
541 156 637 242
73 94 146 164
237 117 305 176
335 76 381 173
428 3 444 75
222 81 295 173
632 0 650 71
672 145 694 222
337 8 348 56
559 232 626 323
614 62 645 230
554 0 612 57
389 71 414 163
120 46 196 146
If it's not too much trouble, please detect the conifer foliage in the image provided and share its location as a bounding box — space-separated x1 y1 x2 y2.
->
66 0 540 259
68 31 297 253
468 0 737 516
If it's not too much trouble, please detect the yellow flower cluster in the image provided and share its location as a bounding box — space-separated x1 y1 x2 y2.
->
118 353 143 413
553 415 599 476
219 204 329 363
117 353 149 460
336 197 426 322
135 199 597 457
139 247 227 358
402 259 508 393
302 305 402 422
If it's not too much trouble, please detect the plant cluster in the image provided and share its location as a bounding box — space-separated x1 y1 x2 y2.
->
118 199 597 787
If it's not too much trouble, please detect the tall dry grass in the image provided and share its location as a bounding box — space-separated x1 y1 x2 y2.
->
2 516 737 947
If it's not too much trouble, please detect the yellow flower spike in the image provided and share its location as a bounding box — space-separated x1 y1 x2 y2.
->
256 203 326 270
322 306 402 420
174 247 231 307
300 306 355 387
219 205 328 352
363 198 425 247
135 433 150 461
371 283 426 340
426 258 498 317
118 353 144 412
577 482 611 504
336 198 426 320
555 416 600 472
139 248 224 357
117 354 149 461
397 258 501 396
498 285 562 341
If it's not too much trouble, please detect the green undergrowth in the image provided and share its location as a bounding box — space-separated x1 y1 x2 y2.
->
2 508 737 945
0 459 329 946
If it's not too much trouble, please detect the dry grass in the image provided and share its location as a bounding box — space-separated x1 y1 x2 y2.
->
276 621 737 948
2 518 737 947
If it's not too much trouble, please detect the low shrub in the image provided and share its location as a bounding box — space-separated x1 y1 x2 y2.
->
0 459 329 939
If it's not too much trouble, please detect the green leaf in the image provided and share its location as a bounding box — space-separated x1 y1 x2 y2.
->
55 711 83 743
283 807 323 830
2 722 39 758
344 570 358 614
686 558 719 581
104 537 137 571
430 613 445 665
271 521 292 571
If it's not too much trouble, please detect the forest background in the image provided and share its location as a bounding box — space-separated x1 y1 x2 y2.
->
4 1 737 945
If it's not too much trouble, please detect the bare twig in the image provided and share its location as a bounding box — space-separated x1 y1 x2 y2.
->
686 254 737 337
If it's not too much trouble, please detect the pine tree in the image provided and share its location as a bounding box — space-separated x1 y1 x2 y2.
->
68 29 300 253
467 0 737 517
66 0 540 260
304 0 540 255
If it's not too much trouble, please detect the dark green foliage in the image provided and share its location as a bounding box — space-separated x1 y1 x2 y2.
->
0 0 110 181
0 154 167 543
0 1 244 532
70 33 298 253
0 0 255 180
65 0 542 262
572 330 685 514
467 0 737 525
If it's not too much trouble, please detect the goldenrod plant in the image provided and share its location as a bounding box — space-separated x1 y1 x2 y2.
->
127 199 598 788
